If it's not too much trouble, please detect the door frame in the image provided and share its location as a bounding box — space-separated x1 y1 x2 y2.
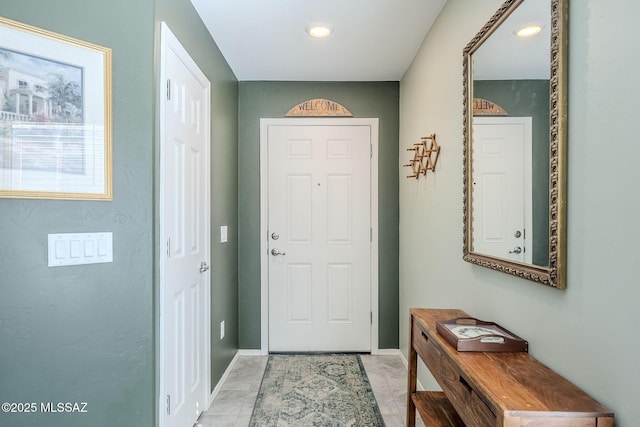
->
158 22 211 426
259 117 379 354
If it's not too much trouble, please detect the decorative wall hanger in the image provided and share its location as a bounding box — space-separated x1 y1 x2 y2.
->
403 134 440 179
285 98 353 117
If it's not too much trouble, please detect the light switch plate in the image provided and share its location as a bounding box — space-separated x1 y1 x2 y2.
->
48 232 113 267
220 226 228 243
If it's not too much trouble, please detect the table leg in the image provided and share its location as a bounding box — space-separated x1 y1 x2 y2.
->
406 315 418 427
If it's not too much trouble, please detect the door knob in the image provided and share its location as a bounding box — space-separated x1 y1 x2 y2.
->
200 262 210 273
509 246 522 254
271 248 286 256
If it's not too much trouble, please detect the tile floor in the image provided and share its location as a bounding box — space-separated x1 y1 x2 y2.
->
195 353 424 427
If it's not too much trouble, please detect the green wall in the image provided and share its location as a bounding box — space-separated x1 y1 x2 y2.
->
0 1 156 426
155 0 240 394
0 1 239 426
473 79 550 265
238 81 400 349
400 1 640 426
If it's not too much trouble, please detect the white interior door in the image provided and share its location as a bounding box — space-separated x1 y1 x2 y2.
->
472 117 532 263
265 121 372 352
159 23 210 427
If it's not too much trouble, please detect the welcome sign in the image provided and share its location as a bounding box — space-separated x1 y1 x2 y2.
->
285 98 352 117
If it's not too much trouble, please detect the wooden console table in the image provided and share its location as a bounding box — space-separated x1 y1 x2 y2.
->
407 308 614 426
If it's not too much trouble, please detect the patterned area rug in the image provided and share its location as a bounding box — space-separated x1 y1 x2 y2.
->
250 354 385 426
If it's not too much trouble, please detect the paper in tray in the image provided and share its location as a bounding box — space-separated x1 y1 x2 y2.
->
436 317 528 352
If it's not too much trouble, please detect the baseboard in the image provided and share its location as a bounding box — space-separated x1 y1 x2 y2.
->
374 348 402 356
397 349 424 391
237 349 266 356
397 349 410 369
239 349 401 356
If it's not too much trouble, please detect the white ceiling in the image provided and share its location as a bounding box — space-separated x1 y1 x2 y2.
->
473 0 550 80
190 0 447 81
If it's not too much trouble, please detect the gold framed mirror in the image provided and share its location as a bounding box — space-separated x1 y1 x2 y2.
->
463 0 567 288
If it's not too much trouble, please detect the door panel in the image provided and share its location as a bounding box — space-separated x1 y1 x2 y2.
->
288 175 312 243
267 124 371 352
327 175 352 243
288 263 312 322
328 264 352 322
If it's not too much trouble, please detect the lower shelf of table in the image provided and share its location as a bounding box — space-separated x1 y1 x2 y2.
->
412 391 465 427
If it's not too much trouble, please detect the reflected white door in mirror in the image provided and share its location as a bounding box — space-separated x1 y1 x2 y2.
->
472 117 532 264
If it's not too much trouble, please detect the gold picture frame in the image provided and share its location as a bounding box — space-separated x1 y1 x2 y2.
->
0 16 112 200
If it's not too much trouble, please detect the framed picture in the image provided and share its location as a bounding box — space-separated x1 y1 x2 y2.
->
0 16 112 200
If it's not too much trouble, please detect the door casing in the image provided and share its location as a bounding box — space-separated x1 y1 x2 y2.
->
259 117 379 354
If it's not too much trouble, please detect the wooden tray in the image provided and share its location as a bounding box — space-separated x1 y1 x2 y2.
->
436 317 528 352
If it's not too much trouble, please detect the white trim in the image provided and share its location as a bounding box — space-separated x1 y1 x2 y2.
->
260 120 268 354
158 22 211 427
370 119 379 353
238 349 268 356
259 118 379 354
397 350 424 391
397 349 410 370
374 348 402 356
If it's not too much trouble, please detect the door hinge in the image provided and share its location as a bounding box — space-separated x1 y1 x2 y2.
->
370 228 373 242
166 394 171 415
371 311 373 325
166 238 171 257
370 144 373 158
166 79 171 101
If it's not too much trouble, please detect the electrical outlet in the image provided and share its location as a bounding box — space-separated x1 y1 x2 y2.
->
220 320 225 340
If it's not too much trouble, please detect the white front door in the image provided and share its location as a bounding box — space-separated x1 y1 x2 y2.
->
472 117 532 263
264 120 374 352
159 23 210 427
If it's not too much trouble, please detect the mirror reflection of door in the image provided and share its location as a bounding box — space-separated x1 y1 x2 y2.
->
472 117 532 263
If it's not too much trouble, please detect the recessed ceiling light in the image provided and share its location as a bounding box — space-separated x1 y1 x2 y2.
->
306 24 332 38
515 25 543 38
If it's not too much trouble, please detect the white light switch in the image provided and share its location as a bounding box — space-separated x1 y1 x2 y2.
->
48 232 113 267
55 241 66 259
84 240 95 257
97 238 109 256
220 226 228 243
70 240 82 258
